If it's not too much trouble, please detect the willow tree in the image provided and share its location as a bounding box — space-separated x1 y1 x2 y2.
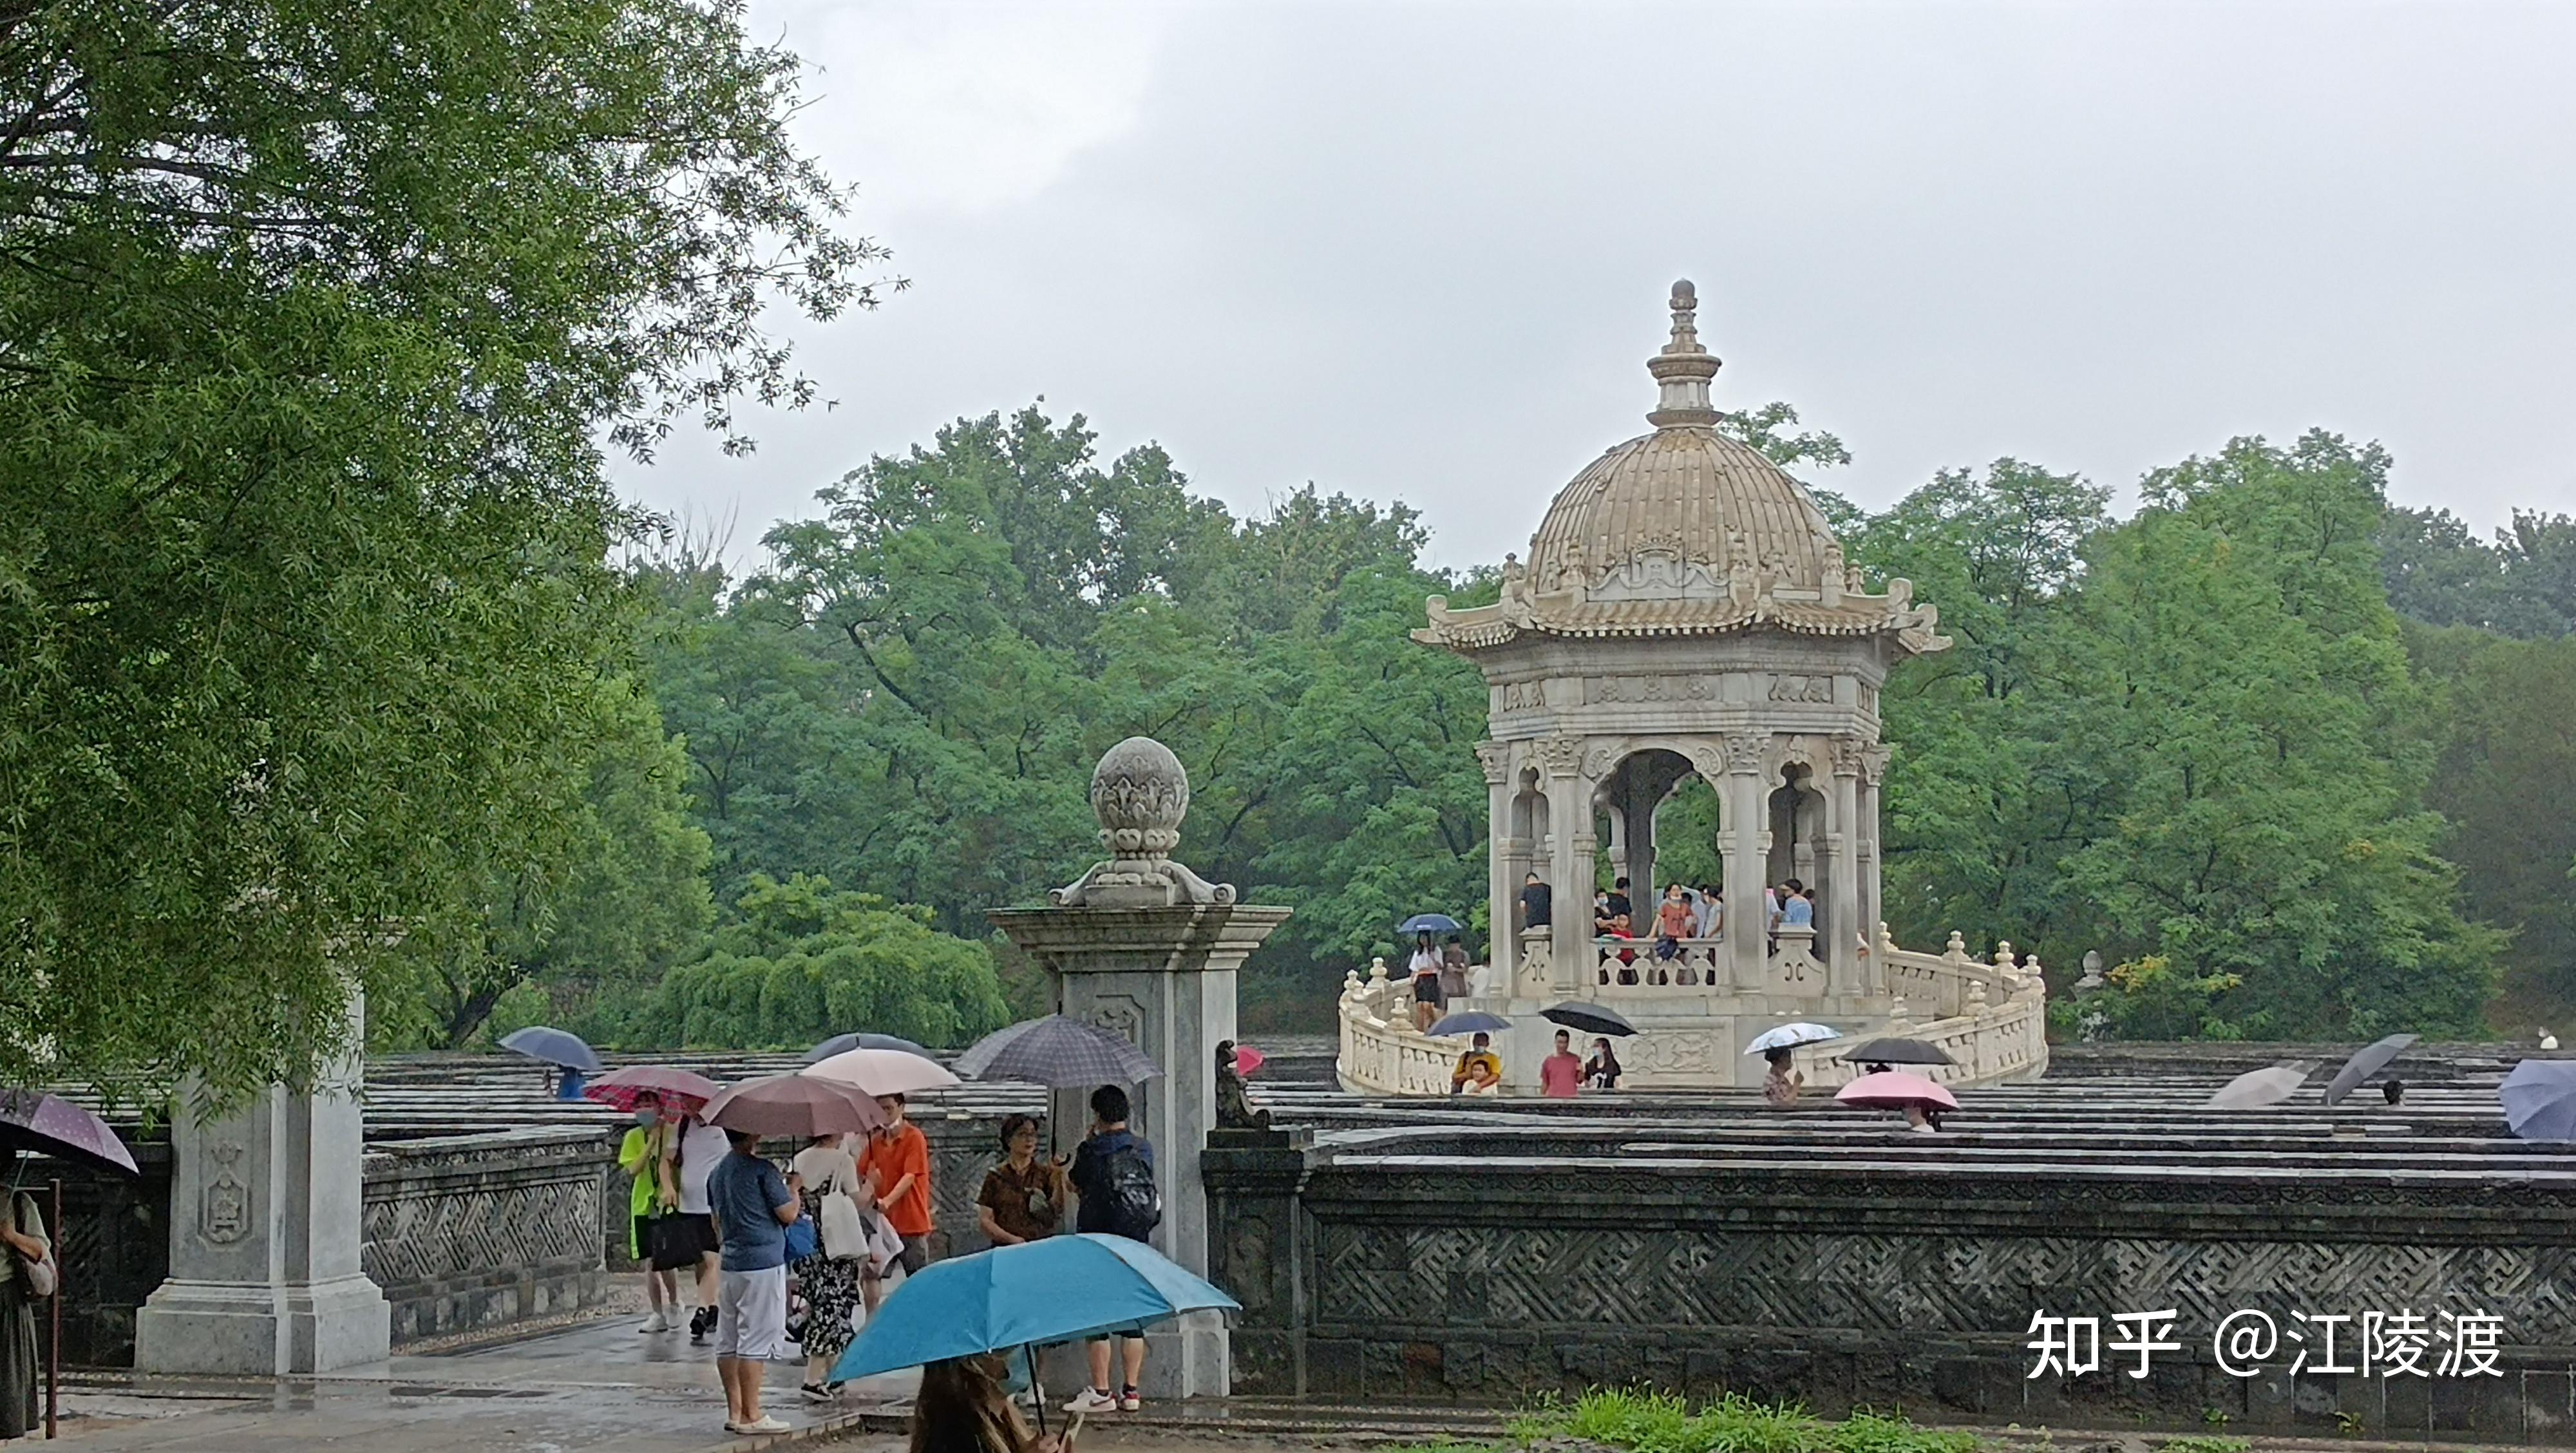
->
0 0 885 1099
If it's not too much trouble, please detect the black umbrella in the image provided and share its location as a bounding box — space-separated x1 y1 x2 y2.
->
1838 1037 1956 1067
1541 1002 1637 1038
804 1032 936 1064
956 1016 1163 1087
2324 1033 2418 1106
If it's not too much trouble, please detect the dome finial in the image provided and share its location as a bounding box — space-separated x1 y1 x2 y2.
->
1645 278 1721 428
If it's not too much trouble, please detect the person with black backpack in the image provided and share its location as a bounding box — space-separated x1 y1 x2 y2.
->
1063 1083 1159 1413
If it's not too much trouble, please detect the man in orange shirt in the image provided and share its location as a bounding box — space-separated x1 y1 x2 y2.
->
858 1092 933 1313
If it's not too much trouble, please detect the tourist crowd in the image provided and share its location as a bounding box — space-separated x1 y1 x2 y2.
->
621 1083 1160 1439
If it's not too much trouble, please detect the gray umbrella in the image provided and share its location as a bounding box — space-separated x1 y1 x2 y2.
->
2323 1034 2418 1106
2206 1064 2313 1110
1837 1037 1956 1067
497 1025 603 1074
804 1032 936 1064
956 1015 1163 1088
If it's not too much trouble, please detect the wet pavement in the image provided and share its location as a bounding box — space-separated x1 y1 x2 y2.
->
48 1308 920 1450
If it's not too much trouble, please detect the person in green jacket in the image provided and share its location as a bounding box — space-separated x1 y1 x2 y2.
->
618 1092 683 1333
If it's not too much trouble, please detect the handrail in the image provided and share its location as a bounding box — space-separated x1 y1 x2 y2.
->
1337 925 2050 1096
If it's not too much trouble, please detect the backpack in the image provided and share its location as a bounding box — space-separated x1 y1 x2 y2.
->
1101 1141 1162 1239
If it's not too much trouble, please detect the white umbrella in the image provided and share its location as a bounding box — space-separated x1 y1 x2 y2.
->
1745 1022 1841 1054
2206 1064 2312 1109
808 1047 962 1097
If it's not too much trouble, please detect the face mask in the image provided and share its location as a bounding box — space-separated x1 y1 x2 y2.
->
999 1348 1032 1396
634 1108 659 1127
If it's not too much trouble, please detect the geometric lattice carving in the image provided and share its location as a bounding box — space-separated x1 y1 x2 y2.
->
1314 1223 2576 1347
361 1177 600 1287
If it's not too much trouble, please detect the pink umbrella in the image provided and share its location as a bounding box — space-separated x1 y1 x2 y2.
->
582 1065 722 1116
704 1074 888 1139
1834 1071 1960 1112
0 1090 137 1175
1233 1045 1266 1078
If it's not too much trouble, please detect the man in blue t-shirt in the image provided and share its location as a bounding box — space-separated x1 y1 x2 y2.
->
706 1128 801 1435
1064 1084 1157 1414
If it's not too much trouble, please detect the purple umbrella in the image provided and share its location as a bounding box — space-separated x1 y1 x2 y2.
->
0 1090 138 1176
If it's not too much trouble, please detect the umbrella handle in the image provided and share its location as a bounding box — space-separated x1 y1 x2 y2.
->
1026 1344 1045 1437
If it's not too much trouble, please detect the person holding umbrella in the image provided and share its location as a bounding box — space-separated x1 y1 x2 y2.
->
1 1150 51 1441
911 1353 1063 1453
706 1127 802 1436
1584 1038 1623 1090
618 1092 682 1333
1763 1047 1804 1108
1407 932 1443 1030
860 1094 934 1313
1540 1030 1582 1099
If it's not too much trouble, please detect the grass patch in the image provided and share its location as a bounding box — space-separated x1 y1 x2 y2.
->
1513 1391 1986 1453
2157 1440 2249 1453
1382 1442 1503 1453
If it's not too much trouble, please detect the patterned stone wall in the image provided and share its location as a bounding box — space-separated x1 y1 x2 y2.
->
1208 1140 2576 1444
361 1126 622 1344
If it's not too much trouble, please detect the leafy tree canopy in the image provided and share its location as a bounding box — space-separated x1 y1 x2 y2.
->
0 0 876 1098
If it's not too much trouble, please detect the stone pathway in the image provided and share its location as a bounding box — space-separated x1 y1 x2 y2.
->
41 1311 1481 1451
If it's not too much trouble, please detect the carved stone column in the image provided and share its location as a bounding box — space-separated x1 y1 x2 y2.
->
1859 744 1891 989
135 996 390 1375
1537 736 1591 994
993 737 1290 1400
1828 737 1864 996
1723 734 1769 991
1475 741 1514 989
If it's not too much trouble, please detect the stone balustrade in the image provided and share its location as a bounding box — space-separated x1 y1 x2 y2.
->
1336 958 1482 1096
1338 922 2048 1094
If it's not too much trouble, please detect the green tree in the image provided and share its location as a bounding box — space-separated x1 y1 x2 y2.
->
2419 632 2576 1023
0 0 875 1097
376 681 714 1050
2063 434 2498 1038
630 874 1007 1050
1840 461 2116 960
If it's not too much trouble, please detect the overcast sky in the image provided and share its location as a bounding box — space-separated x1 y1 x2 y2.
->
615 1 2576 573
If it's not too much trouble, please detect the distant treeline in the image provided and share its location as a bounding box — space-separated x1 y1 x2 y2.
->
395 404 2576 1052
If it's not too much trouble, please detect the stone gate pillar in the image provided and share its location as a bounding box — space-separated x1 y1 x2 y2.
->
134 997 390 1375
990 737 1289 1401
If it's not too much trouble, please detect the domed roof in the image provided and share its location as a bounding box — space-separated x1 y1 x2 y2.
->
1416 280 1948 657
1528 280 1844 598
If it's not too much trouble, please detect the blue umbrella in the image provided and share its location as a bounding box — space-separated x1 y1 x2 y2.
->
1399 913 1463 936
829 1233 1240 1382
497 1025 602 1075
1428 1011 1512 1037
2502 1059 2576 1142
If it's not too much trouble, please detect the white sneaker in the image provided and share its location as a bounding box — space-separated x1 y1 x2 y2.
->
741 1414 791 1432
639 1309 671 1333
1063 1387 1118 1414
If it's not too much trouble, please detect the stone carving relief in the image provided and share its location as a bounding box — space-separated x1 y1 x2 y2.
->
1311 1220 2576 1347
1582 741 1629 780
200 1141 249 1245
1722 734 1768 775
1768 674 1838 705
1621 1029 1720 1076
1859 745 1892 786
1052 736 1235 907
1857 682 1880 716
1587 547 1725 603
1083 996 1146 1047
1493 680 1549 714
1585 675 1716 706
1534 736 1585 779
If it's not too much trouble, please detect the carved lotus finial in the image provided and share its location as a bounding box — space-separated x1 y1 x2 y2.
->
1092 735 1189 856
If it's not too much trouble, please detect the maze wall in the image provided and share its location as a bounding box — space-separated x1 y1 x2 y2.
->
1208 1144 2576 1444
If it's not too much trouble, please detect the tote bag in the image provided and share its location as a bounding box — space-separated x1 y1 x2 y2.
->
12 1195 55 1298
818 1167 871 1262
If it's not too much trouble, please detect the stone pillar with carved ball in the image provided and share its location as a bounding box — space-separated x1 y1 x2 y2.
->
134 996 391 1375
990 736 1289 1401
